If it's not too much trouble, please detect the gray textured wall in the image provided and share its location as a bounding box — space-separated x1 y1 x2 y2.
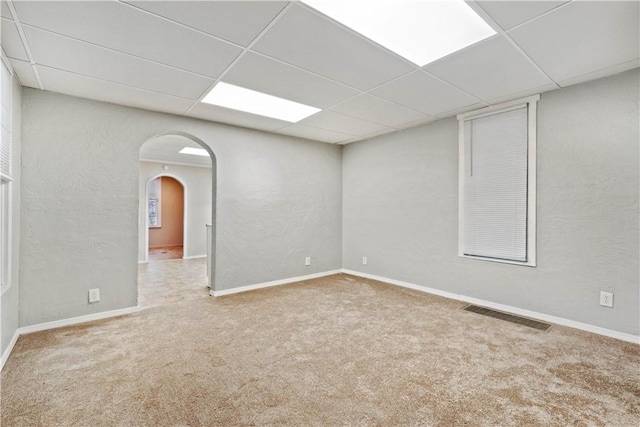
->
343 69 639 336
1 76 22 357
20 90 342 327
138 161 213 261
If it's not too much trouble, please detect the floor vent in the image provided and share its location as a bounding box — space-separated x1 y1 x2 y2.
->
463 305 551 331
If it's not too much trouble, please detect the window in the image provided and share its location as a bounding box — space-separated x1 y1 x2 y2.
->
457 95 538 266
0 57 13 293
148 177 162 228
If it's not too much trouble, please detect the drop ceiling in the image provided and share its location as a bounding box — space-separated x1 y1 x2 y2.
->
1 1 638 144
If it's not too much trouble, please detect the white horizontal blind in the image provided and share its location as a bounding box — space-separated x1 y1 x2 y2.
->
462 106 528 262
1 60 12 178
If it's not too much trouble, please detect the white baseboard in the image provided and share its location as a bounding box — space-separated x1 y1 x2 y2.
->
342 269 640 345
18 306 141 335
183 254 206 260
1 329 20 371
2 306 140 371
212 269 342 297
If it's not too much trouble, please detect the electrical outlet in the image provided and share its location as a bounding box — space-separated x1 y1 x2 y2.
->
305 257 311 266
599 291 613 308
362 256 367 265
88 288 100 303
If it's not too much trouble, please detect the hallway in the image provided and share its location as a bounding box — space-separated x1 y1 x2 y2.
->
148 245 183 261
138 258 209 308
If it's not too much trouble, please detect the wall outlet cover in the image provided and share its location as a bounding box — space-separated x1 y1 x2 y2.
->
599 291 613 308
89 288 100 303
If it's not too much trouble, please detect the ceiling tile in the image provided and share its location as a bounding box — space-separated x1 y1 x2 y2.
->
331 94 429 128
252 4 414 91
425 35 553 102
359 128 396 140
484 83 557 106
298 110 390 136
125 1 287 47
223 52 359 109
1 1 11 19
8 59 38 88
477 1 568 30
508 1 640 84
276 123 353 144
394 116 438 131
371 70 480 116
13 1 242 78
1 18 28 61
434 102 487 119
37 66 195 116
186 102 291 133
556 59 640 89
24 26 214 99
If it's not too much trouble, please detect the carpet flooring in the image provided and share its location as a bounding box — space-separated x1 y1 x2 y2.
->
2 274 639 426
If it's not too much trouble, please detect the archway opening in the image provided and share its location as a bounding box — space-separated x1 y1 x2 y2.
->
137 133 216 308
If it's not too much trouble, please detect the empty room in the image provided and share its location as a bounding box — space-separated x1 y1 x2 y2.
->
0 0 638 425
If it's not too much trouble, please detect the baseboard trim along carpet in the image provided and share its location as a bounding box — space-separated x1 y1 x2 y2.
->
1 306 142 371
341 269 639 345
1 329 20 371
211 270 343 297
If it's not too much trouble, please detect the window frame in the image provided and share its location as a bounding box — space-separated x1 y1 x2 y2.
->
0 53 13 295
457 94 539 267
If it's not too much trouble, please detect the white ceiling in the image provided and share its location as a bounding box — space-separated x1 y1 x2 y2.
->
1 1 638 145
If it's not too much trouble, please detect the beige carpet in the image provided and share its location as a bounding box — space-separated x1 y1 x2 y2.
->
2 274 639 426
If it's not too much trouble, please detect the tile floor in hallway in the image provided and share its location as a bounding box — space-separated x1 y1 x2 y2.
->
138 257 209 308
148 245 184 261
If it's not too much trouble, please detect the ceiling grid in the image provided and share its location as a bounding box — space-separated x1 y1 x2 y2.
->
1 0 637 144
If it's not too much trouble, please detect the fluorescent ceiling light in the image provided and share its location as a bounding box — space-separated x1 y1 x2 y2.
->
201 82 321 122
179 147 209 157
302 0 496 66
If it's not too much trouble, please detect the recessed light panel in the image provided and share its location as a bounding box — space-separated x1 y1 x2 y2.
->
179 147 209 157
201 82 321 122
302 0 496 66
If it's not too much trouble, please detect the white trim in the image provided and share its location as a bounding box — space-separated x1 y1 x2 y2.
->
457 94 540 121
1 306 141 370
211 269 342 297
139 158 212 169
0 181 13 295
526 96 538 266
458 94 538 267
183 254 206 260
1 329 20 371
341 269 639 344
18 306 141 335
138 260 148 264
1 51 14 76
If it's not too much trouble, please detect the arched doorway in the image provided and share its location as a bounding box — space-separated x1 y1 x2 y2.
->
137 132 217 308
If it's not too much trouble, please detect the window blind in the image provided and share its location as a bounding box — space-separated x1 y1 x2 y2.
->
462 106 528 262
1 61 12 178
